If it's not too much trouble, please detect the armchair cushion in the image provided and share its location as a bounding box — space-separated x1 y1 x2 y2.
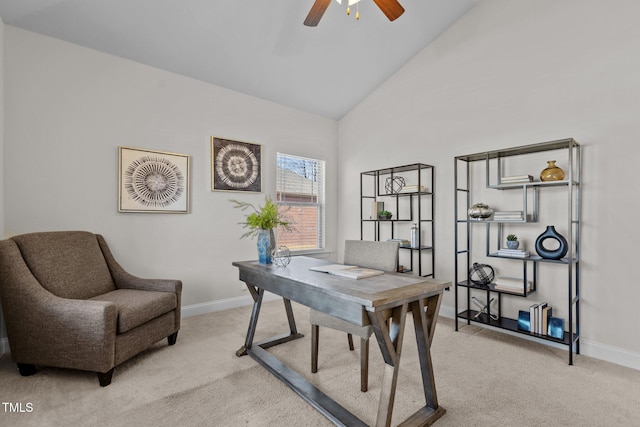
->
90 289 177 334
11 231 116 299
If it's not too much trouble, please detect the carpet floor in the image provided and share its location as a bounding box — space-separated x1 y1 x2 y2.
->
1 300 639 426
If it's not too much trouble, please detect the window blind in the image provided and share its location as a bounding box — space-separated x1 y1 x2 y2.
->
276 153 325 252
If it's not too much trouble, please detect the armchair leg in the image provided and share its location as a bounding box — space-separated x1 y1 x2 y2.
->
311 324 319 373
97 369 114 387
17 363 37 376
168 331 179 346
360 338 369 392
347 333 355 351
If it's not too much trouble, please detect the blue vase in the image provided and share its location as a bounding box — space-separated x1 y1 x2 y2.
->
257 229 272 264
535 225 568 260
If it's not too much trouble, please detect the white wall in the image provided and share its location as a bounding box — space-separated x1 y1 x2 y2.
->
338 0 640 369
3 27 338 322
4 1 640 371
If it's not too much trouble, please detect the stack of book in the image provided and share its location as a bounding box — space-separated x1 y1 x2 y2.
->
492 211 525 221
493 276 531 294
398 184 426 193
530 302 552 334
495 248 530 258
387 238 410 246
500 175 533 184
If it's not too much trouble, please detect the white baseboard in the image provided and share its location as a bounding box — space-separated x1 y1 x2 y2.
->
180 292 281 318
439 304 640 371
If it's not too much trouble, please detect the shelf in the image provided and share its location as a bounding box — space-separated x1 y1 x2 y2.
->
377 191 432 197
459 218 533 224
457 310 575 346
362 163 434 176
457 280 532 297
487 253 579 264
400 245 433 251
455 138 578 162
488 180 579 190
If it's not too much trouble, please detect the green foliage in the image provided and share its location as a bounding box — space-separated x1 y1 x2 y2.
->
378 210 392 216
506 234 518 241
230 197 294 239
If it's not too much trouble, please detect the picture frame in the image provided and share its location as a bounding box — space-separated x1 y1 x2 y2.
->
118 146 190 213
211 136 262 192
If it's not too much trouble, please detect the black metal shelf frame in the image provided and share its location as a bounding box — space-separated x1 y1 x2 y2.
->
360 163 435 278
454 138 581 365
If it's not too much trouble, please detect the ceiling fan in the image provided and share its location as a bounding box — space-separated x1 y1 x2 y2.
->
304 0 405 27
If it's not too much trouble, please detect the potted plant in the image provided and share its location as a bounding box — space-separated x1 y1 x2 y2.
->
506 234 519 249
230 197 294 264
378 210 393 220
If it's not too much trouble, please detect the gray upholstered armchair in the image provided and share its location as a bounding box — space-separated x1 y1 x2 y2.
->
0 231 182 386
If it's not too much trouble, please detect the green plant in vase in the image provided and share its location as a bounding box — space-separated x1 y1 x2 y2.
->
230 196 294 264
378 210 393 220
506 234 519 249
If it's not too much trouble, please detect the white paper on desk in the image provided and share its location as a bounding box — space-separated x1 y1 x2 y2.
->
309 264 357 273
309 264 384 279
329 268 384 279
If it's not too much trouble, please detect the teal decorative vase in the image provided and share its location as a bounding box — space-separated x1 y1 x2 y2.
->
257 229 272 264
535 225 568 260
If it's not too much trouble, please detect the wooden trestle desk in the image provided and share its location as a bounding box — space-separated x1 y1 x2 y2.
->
233 256 448 427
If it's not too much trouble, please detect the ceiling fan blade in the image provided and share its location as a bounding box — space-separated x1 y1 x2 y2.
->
373 0 405 21
304 0 332 26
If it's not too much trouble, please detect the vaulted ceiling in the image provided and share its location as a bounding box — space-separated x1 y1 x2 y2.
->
0 0 478 119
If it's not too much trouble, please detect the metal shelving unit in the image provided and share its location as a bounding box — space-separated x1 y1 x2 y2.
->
454 139 581 364
360 163 435 278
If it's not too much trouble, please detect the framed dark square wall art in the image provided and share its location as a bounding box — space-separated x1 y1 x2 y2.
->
118 146 190 213
211 136 262 192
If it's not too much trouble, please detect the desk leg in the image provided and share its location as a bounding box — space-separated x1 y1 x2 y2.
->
398 296 446 426
236 284 304 357
368 295 445 427
369 304 408 427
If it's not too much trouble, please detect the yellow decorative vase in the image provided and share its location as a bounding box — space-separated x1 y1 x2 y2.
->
540 160 565 181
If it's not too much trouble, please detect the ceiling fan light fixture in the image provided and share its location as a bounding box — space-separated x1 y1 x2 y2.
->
304 0 403 27
335 0 361 18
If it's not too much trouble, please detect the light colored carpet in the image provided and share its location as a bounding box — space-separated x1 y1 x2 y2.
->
1 300 639 426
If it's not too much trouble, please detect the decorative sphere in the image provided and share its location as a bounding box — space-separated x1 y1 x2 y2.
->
272 246 291 267
384 176 406 194
469 262 495 286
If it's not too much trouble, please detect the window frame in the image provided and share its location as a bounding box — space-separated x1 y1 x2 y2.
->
276 152 326 254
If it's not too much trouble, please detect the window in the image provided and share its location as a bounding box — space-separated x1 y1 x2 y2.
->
276 153 325 252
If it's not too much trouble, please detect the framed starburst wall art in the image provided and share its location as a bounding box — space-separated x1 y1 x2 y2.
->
118 146 190 213
211 136 262 193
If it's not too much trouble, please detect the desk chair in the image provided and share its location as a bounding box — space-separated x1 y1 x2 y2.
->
310 240 399 392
